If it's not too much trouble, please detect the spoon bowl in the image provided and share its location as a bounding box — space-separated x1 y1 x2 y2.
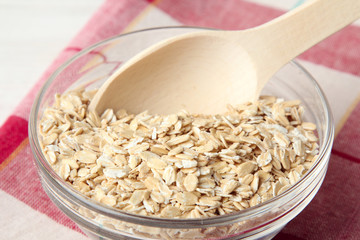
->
91 33 257 115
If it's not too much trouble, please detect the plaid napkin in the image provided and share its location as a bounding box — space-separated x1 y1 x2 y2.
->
1 0 359 239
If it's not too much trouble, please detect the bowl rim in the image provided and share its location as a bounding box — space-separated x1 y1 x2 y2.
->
29 26 334 229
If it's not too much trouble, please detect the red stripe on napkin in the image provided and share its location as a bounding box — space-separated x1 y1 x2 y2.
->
66 0 150 49
301 25 360 77
274 232 305 240
153 0 282 30
276 153 360 239
0 116 28 167
155 0 360 77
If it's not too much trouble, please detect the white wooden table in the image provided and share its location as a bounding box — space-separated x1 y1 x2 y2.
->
0 0 103 125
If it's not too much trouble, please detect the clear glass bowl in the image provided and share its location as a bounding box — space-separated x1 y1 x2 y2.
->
29 27 334 240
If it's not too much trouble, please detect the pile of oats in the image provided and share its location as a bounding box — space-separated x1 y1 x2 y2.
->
39 89 318 219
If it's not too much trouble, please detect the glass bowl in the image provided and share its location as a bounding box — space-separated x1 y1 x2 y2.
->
29 27 334 240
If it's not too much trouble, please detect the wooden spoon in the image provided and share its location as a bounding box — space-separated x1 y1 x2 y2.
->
89 0 360 115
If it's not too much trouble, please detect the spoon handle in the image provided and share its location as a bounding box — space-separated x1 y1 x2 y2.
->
244 0 360 84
